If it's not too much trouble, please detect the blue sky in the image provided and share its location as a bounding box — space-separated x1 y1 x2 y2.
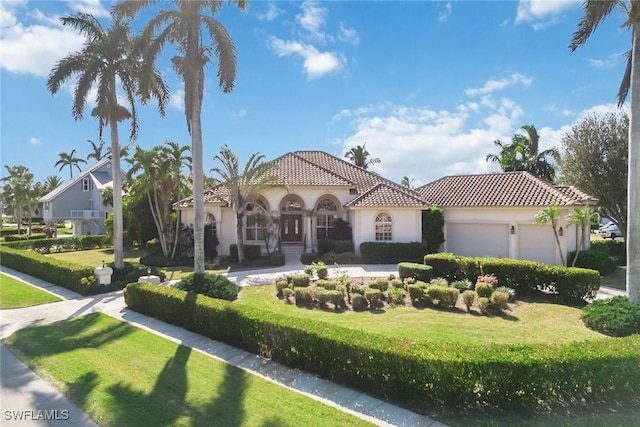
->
0 0 631 188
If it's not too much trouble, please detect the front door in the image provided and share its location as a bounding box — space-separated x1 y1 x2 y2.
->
281 214 303 242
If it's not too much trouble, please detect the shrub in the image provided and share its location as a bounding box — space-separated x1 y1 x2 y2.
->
477 297 491 314
350 294 368 310
451 279 473 291
361 242 429 263
477 274 499 287
228 244 261 262
422 207 445 254
425 285 458 307
335 251 358 264
495 286 516 300
334 240 352 254
291 274 310 288
348 281 365 295
365 288 382 307
294 287 313 306
315 288 331 306
314 279 338 290
300 252 319 264
275 279 290 294
326 290 344 308
4 233 47 242
568 243 615 274
491 291 510 311
390 278 404 289
174 273 239 301
462 290 476 311
317 239 335 255
385 287 405 306
270 251 285 266
282 287 294 302
429 277 449 287
315 262 329 279
397 262 434 282
582 296 640 337
304 265 315 276
475 282 494 299
369 277 389 292
407 284 425 303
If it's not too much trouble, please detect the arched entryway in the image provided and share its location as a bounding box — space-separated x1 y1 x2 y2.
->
280 195 304 242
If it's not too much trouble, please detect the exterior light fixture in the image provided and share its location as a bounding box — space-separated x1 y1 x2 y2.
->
558 227 564 237
510 225 515 235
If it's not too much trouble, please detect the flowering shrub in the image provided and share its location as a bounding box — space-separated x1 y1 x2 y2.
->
477 274 498 286
349 281 365 295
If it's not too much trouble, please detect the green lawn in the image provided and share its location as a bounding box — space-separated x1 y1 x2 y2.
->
0 273 61 309
236 285 605 345
5 313 372 427
46 248 224 279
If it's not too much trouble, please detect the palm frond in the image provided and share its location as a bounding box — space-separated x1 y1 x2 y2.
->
569 0 618 51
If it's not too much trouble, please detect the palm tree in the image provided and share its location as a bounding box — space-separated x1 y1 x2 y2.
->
43 175 63 194
344 143 381 169
570 1 639 303
486 125 560 181
534 202 566 266
566 205 597 267
115 0 246 274
163 141 191 259
400 176 414 189
2 165 34 233
211 145 285 264
47 12 168 269
87 139 107 162
55 149 87 178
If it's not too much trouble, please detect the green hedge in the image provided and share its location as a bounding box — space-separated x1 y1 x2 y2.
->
228 244 261 262
1 235 111 252
360 241 429 263
4 233 47 242
568 243 616 275
124 283 640 412
424 253 601 301
0 245 94 295
397 262 433 282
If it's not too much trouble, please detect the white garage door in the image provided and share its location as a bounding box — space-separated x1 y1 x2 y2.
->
446 223 509 258
518 224 557 264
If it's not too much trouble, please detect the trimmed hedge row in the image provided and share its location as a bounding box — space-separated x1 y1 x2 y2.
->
1 235 111 252
124 282 640 412
360 241 429 263
228 244 261 262
423 253 601 301
4 233 47 242
0 245 94 295
397 262 433 282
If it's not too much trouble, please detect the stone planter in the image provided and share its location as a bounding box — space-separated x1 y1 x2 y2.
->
94 267 113 286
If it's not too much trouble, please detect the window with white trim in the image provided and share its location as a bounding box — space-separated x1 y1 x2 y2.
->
82 177 91 191
245 199 267 241
375 212 392 241
316 198 337 238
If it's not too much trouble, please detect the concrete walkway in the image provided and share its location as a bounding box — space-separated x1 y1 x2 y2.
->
0 267 444 427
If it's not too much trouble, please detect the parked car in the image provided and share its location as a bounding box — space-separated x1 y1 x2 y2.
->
599 222 622 239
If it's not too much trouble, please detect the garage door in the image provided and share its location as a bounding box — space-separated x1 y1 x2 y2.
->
446 223 509 258
518 224 557 264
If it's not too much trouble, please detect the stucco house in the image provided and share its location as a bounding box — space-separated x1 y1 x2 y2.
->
417 171 598 265
177 151 597 265
177 151 430 258
39 158 124 236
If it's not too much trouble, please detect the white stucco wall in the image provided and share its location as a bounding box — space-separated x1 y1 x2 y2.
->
351 207 423 255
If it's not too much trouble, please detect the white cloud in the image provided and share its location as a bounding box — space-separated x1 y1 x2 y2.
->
269 37 344 79
63 0 109 17
465 73 533 96
338 22 359 46
232 108 247 119
0 2 86 77
256 2 282 22
29 137 41 146
515 0 580 29
586 58 616 69
438 3 452 23
296 0 327 41
169 87 185 111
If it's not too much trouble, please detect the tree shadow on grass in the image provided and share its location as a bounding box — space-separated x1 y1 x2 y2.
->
66 371 100 407
194 363 248 427
106 345 192 427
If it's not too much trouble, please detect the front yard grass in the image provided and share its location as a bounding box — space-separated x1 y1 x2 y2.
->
5 313 373 427
236 285 604 345
0 273 61 309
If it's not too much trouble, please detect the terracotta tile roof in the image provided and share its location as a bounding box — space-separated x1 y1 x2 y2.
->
176 150 430 209
417 171 596 207
346 182 430 207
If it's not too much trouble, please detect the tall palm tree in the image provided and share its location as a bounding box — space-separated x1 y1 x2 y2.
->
47 12 168 269
43 175 63 194
566 205 597 267
87 139 107 162
344 143 381 169
2 165 34 233
163 141 191 259
54 149 86 178
486 125 560 182
211 145 285 264
115 0 247 274
534 202 566 266
570 0 640 303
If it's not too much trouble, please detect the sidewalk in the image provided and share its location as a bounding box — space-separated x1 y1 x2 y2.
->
0 267 443 427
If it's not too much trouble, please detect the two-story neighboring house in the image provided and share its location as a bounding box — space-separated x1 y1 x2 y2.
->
39 158 125 236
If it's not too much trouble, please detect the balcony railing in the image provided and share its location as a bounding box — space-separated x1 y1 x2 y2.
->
70 210 102 219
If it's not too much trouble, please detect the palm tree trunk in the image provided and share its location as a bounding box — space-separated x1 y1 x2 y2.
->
110 118 124 269
236 210 245 263
191 73 205 275
627 24 640 304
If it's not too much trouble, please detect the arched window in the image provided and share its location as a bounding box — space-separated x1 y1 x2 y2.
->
280 196 302 211
375 212 392 241
316 198 338 238
246 198 268 241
